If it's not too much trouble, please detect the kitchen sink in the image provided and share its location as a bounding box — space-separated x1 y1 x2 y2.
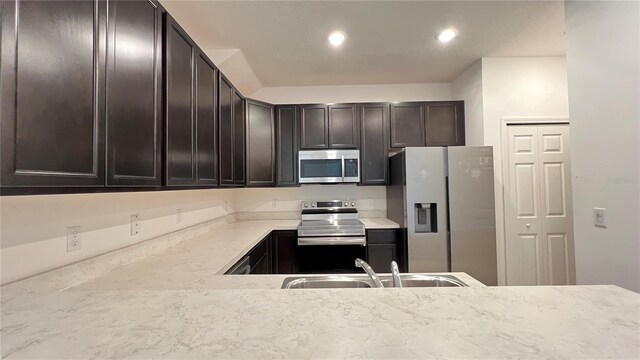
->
282 274 467 289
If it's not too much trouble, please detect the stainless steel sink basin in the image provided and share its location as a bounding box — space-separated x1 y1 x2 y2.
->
283 276 372 289
282 274 467 289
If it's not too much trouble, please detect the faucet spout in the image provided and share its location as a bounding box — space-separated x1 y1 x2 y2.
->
354 258 384 288
390 261 403 288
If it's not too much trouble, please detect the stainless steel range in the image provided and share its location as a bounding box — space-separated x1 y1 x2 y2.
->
297 200 366 246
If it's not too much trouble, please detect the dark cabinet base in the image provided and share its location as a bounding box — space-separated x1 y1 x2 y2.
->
224 228 406 276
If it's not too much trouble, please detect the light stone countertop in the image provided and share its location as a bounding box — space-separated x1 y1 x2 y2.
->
2 285 638 358
2 217 640 359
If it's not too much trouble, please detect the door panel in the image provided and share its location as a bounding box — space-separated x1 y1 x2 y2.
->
505 124 574 286
106 0 161 186
218 76 234 185
359 103 388 185
195 53 217 185
425 102 465 146
299 105 329 149
328 104 358 149
506 125 544 285
537 125 574 285
275 106 298 186
390 103 425 148
1 0 106 186
233 91 245 185
165 18 195 185
246 100 275 186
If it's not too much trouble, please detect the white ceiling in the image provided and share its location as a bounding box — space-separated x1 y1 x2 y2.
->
161 1 566 88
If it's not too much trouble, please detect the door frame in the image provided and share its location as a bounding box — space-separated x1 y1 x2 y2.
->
499 116 569 285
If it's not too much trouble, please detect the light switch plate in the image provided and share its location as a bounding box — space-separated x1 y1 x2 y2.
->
593 208 607 228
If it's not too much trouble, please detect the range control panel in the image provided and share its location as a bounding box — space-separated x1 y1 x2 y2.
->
302 200 357 209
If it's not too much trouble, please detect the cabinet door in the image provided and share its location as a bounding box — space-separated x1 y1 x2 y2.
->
272 230 298 274
246 100 275 187
299 105 329 149
218 76 234 186
233 91 245 185
249 235 272 274
106 0 162 186
328 104 359 149
367 245 397 273
165 16 196 186
195 52 218 185
425 101 465 146
1 0 106 187
389 103 425 148
366 229 405 272
359 103 389 185
275 106 299 186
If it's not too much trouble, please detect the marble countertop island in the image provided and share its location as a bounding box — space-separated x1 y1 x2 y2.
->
1 218 639 359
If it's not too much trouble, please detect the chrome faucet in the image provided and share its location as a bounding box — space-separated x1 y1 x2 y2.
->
354 258 384 288
390 261 403 288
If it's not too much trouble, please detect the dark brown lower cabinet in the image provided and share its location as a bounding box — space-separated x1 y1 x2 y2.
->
272 230 298 274
366 229 406 273
248 235 272 274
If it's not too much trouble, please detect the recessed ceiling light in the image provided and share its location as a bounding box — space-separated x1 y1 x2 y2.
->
437 28 457 43
328 31 346 47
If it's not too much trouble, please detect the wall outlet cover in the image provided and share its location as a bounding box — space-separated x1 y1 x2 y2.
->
593 208 607 228
130 214 141 236
67 226 82 252
176 208 182 224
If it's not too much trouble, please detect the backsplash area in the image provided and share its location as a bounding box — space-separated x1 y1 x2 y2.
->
234 185 387 219
0 185 386 285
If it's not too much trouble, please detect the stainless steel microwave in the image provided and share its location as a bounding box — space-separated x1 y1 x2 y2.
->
298 150 360 184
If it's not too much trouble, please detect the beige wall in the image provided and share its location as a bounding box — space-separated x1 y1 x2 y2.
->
452 60 484 146
565 1 640 292
0 185 385 285
250 83 452 104
1 190 235 285
481 57 570 285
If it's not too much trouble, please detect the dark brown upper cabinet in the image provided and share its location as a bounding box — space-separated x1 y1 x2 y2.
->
299 105 329 149
1 0 106 187
233 91 246 185
425 101 465 147
390 102 426 148
328 104 359 149
359 103 389 185
218 75 234 186
164 14 197 186
195 52 218 185
246 100 275 187
106 0 163 187
219 77 245 187
275 106 299 187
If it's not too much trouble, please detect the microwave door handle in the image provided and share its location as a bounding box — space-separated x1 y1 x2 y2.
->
341 155 345 182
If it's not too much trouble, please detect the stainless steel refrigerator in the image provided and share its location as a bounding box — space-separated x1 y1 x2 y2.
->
387 147 497 285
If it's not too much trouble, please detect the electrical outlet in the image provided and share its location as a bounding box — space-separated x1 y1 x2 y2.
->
272 199 277 208
176 208 182 224
67 226 82 252
130 214 141 236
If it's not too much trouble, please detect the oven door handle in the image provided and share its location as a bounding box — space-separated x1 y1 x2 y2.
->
341 155 345 182
298 237 366 246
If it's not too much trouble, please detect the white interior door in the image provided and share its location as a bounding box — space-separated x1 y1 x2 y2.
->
505 124 575 285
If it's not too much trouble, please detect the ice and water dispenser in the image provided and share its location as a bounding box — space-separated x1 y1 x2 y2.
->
414 203 438 233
